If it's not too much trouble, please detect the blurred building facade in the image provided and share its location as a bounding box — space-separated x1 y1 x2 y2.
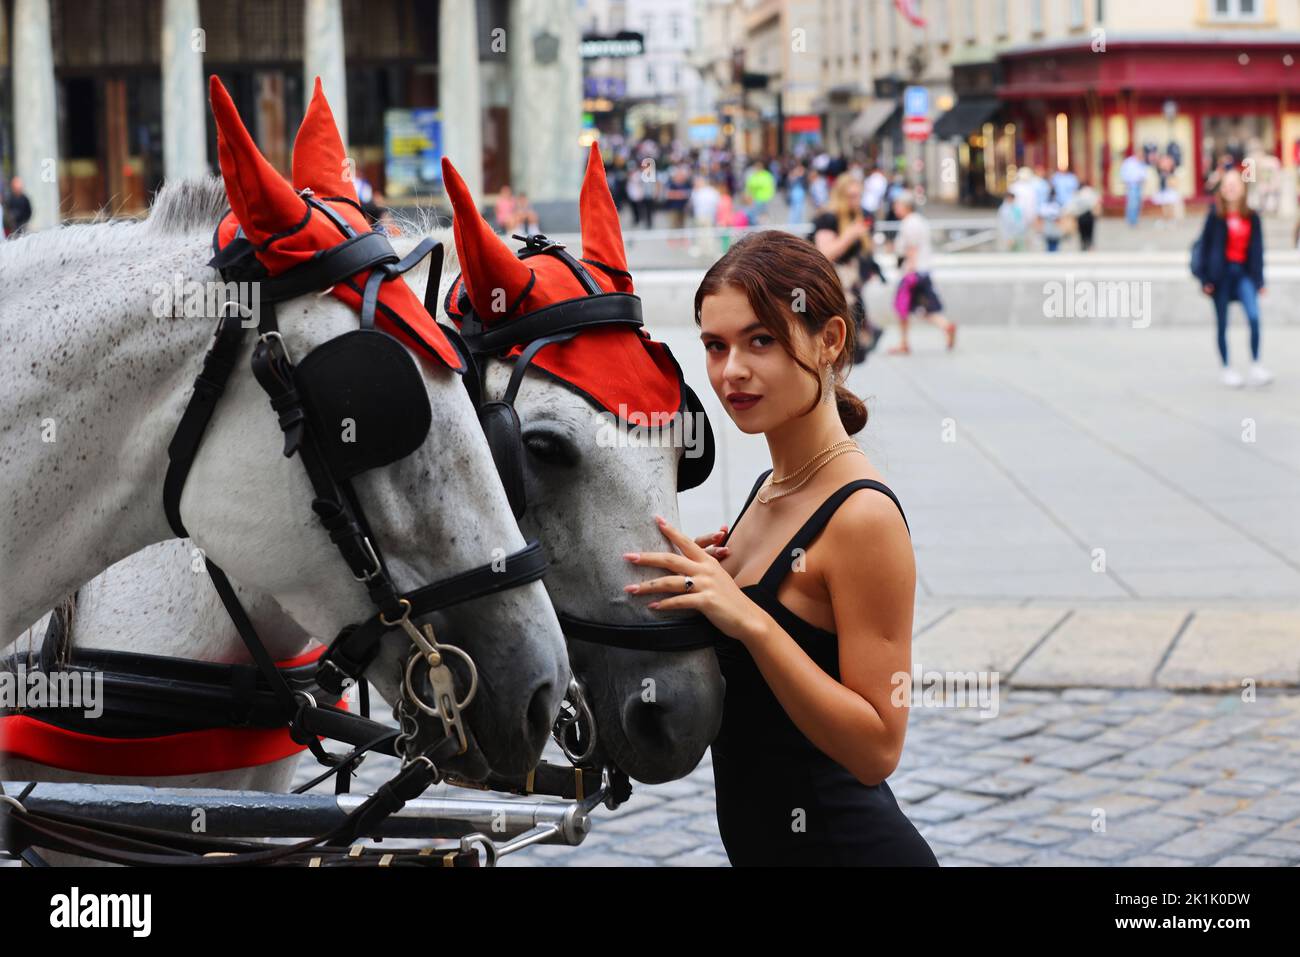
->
685 0 1300 210
0 0 586 228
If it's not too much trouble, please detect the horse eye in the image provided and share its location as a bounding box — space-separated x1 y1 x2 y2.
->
522 431 577 467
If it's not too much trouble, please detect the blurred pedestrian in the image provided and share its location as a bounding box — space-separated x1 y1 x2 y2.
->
1153 153 1184 223
787 162 809 226
744 160 776 223
514 192 540 238
625 162 653 229
690 175 721 260
1120 150 1149 226
1040 187 1063 253
1068 179 1101 251
1050 165 1079 209
997 190 1027 251
889 190 956 355
493 184 517 235
3 176 32 237
1192 168 1272 388
862 165 888 218
811 174 884 363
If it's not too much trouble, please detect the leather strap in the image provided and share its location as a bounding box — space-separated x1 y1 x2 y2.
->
317 538 550 695
162 312 248 538
461 293 644 355
556 610 719 651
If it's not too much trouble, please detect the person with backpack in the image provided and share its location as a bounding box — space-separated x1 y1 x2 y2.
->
1192 168 1273 387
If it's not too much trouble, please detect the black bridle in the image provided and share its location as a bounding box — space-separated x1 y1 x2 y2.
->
442 233 719 654
161 191 556 753
0 195 572 867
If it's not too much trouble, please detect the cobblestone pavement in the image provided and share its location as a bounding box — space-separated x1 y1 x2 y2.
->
302 686 1300 867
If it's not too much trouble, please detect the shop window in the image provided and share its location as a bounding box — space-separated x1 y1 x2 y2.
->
1069 0 1085 29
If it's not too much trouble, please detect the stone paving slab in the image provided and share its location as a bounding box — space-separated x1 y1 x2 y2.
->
1013 608 1190 687
901 604 1300 690
1159 610 1300 690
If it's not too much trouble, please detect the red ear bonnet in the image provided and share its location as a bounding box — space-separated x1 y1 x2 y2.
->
210 74 462 370
441 143 683 422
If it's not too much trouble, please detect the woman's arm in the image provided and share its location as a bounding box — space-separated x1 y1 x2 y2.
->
814 225 860 263
739 491 915 786
1251 211 1266 290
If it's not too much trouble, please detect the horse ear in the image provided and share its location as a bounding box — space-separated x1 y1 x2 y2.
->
579 142 633 293
292 77 358 203
209 75 306 245
441 155 533 320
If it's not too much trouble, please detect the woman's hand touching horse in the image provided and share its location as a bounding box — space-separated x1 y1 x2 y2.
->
623 515 767 645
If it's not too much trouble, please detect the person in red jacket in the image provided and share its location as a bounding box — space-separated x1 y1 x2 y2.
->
1193 169 1273 387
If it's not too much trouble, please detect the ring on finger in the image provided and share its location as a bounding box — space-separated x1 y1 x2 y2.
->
682 576 694 592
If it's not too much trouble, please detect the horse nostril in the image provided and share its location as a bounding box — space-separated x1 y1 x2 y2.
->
623 698 673 752
525 679 556 738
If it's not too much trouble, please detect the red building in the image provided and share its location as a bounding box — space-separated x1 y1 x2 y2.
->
998 36 1300 210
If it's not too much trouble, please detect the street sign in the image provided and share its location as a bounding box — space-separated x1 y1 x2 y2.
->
580 32 645 59
903 115 932 141
904 85 929 118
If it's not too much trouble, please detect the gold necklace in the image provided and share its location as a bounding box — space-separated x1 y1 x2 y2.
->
769 439 858 485
757 445 865 503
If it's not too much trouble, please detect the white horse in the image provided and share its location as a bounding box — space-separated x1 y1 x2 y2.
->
437 151 725 784
0 178 570 837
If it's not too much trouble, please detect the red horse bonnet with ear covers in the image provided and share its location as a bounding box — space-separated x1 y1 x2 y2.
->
441 143 685 422
208 74 463 371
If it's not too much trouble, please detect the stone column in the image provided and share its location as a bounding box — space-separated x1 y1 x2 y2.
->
13 0 61 230
304 0 348 147
508 0 582 231
439 0 483 200
161 0 207 181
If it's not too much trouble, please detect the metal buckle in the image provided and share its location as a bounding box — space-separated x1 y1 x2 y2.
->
257 330 292 364
351 536 383 583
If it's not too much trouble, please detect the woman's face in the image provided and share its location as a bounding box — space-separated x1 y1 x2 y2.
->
845 183 863 207
699 285 821 435
1220 170 1245 205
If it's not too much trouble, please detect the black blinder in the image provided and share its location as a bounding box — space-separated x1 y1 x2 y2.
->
292 329 433 480
677 381 715 491
479 400 526 519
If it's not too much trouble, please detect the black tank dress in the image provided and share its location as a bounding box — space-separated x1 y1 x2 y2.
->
709 469 939 867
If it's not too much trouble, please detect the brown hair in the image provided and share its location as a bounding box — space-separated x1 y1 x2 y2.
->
1213 168 1247 218
828 172 866 235
693 230 868 434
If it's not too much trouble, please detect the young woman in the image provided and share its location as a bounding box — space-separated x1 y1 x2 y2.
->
811 173 885 362
625 230 939 866
1193 168 1273 388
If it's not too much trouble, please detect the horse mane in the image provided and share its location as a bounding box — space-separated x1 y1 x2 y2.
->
0 177 229 282
144 176 230 235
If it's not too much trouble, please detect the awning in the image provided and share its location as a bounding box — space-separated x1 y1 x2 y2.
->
932 97 1001 139
848 101 899 140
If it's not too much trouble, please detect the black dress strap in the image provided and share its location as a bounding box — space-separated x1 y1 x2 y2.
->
720 469 774 547
755 479 909 595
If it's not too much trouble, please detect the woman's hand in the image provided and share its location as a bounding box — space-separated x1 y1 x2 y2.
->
625 515 766 645
1202 283 1214 295
694 525 731 560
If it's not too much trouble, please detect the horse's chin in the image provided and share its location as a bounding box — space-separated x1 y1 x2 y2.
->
440 734 492 782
